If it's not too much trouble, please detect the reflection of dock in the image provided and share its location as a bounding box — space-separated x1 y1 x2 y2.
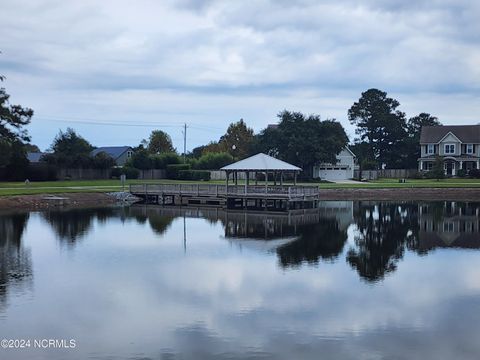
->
130 201 354 241
130 184 320 211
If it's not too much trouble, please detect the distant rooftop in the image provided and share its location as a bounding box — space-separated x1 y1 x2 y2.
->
91 146 132 159
27 152 45 163
221 153 301 171
420 125 480 143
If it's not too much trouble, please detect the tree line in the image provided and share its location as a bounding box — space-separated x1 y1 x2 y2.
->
1 65 441 180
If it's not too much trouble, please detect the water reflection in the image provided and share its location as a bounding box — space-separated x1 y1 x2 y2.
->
347 202 420 282
418 202 480 252
0 212 32 312
2 201 479 282
0 201 479 359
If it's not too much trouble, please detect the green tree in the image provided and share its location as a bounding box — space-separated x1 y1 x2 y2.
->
219 119 255 159
24 143 41 153
92 152 115 169
348 89 407 169
407 113 441 138
147 130 175 154
350 141 376 171
428 155 445 181
403 113 442 168
6 140 29 180
128 148 152 170
0 85 33 144
45 128 93 167
0 76 33 178
258 111 348 176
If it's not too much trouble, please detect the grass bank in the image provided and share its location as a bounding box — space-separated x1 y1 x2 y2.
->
1 178 480 196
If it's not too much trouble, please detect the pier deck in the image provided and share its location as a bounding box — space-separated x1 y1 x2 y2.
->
130 184 320 210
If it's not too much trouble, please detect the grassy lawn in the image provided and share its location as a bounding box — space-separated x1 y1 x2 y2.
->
1 177 480 196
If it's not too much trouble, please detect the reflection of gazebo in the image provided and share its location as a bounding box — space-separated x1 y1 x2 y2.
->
221 153 302 187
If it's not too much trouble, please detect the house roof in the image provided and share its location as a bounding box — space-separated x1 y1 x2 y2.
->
420 125 480 143
221 153 301 171
91 146 132 159
27 152 45 163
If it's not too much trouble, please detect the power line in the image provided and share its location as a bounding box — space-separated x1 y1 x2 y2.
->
35 117 181 128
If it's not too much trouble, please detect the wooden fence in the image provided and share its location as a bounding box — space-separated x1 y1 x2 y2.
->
354 169 417 180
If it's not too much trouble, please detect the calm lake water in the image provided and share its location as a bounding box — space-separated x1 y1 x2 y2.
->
1 201 480 359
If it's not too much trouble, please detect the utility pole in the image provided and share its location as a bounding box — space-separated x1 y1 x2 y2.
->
183 123 187 163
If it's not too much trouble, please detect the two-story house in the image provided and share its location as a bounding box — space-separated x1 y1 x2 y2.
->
419 125 480 176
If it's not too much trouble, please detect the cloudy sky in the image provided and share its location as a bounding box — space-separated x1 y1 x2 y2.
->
1 0 480 151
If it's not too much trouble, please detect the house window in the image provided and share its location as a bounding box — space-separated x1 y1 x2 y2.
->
444 144 455 154
443 222 455 232
466 144 474 154
427 144 435 155
424 162 433 171
127 151 133 158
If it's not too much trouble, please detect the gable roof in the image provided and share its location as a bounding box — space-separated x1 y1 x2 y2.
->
91 146 132 159
27 152 45 163
420 125 480 143
221 153 301 171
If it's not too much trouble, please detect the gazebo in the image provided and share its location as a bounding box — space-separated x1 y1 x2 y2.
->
221 153 302 188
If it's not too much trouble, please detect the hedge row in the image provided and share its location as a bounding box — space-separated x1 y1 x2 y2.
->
178 170 211 181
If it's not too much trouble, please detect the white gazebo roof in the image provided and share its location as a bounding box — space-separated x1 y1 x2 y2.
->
221 153 301 171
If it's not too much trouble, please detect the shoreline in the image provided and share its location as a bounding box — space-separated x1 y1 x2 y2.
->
0 192 118 211
0 188 479 211
318 187 480 201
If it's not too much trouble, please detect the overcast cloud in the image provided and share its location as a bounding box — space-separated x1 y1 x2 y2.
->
1 0 479 151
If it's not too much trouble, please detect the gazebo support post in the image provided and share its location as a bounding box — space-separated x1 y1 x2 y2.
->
280 172 283 186
294 171 297 185
255 171 258 185
234 171 238 186
265 171 268 194
274 171 277 186
245 171 248 194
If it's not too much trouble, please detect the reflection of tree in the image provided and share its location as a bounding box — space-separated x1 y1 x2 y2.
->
277 218 348 268
0 212 32 311
347 202 419 282
41 208 117 246
148 215 175 235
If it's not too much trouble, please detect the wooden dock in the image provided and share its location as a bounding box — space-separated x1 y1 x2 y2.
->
129 183 320 211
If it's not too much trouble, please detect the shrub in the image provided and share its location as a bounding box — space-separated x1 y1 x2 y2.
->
150 152 181 169
92 152 115 169
166 164 191 179
123 167 139 179
408 171 423 179
178 170 211 181
194 152 234 170
110 166 139 179
361 159 377 170
457 169 467 178
469 169 480 178
129 149 152 170
26 164 58 181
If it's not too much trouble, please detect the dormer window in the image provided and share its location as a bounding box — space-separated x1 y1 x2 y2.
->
466 144 474 154
427 144 434 155
444 144 455 154
127 151 133 158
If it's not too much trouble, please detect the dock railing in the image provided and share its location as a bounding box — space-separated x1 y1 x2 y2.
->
130 184 319 199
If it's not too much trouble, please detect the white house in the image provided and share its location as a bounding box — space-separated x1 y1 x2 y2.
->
312 147 356 181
